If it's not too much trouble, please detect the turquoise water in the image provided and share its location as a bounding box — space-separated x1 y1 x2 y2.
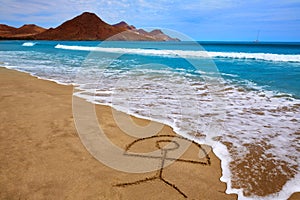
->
0 40 299 199
1 40 300 97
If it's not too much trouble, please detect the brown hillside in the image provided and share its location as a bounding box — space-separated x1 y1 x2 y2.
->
0 24 46 39
14 24 46 35
35 12 123 40
113 21 136 31
0 24 17 37
1 12 179 41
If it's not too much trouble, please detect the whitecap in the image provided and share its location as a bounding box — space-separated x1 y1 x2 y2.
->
54 44 300 62
22 42 36 47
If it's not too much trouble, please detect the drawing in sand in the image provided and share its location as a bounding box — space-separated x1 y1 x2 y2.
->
115 135 211 198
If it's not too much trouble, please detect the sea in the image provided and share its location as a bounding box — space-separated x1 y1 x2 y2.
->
0 40 299 199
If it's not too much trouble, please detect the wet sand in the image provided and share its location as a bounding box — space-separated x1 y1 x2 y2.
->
0 67 298 199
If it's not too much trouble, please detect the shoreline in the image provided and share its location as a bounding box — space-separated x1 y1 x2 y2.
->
0 67 236 199
0 67 300 199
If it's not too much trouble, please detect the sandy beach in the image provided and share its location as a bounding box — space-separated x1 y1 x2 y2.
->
0 67 299 200
0 67 235 199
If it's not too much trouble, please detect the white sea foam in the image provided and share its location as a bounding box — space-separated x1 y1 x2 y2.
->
72 66 300 200
22 42 36 47
55 44 300 62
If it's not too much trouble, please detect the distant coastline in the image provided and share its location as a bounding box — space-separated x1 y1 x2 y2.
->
0 12 179 41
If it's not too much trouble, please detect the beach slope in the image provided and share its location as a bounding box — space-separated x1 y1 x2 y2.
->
0 67 298 199
0 67 235 199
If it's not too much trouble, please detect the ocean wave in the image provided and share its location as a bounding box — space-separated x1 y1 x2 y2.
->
209 51 300 62
55 44 300 62
22 42 36 47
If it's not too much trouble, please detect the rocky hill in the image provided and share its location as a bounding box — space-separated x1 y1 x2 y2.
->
0 24 45 39
0 12 179 41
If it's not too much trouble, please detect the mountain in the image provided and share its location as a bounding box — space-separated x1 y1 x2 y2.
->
113 21 136 31
0 24 46 39
0 12 179 41
147 29 177 41
35 12 178 41
0 24 17 34
35 12 121 40
14 24 46 36
111 21 179 41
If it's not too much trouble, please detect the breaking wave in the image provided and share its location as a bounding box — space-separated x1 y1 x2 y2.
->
55 44 300 62
22 42 36 47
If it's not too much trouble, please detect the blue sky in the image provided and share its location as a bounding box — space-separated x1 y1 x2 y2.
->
0 0 299 41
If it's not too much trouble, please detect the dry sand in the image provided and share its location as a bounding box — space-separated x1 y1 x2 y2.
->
0 67 299 200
